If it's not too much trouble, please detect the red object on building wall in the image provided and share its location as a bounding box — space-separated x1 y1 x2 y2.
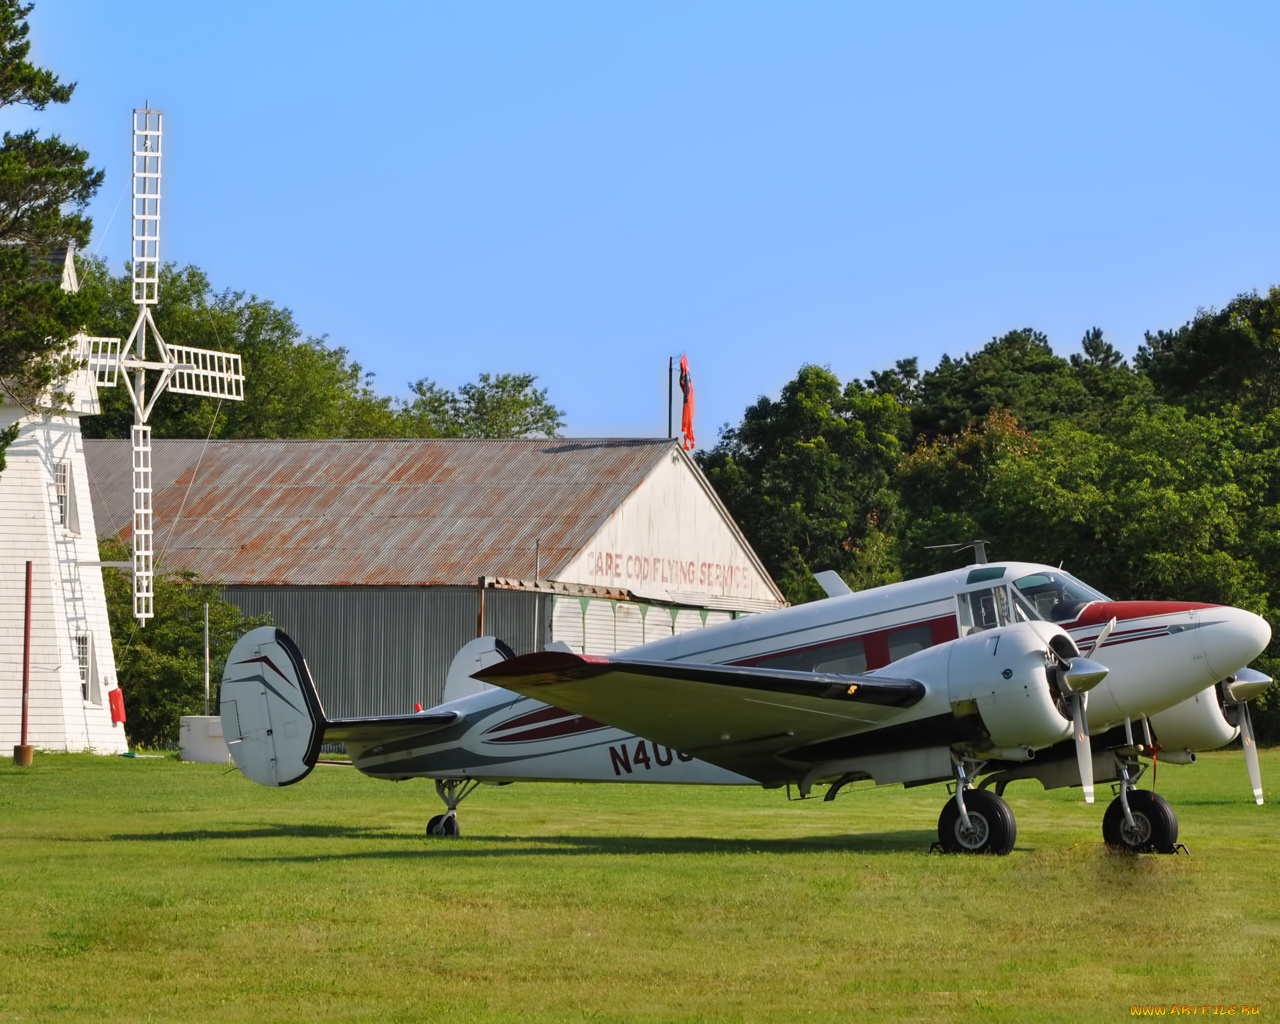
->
109 687 126 724
679 354 695 450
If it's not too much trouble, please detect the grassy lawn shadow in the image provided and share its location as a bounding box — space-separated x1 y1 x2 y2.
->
213 827 939 862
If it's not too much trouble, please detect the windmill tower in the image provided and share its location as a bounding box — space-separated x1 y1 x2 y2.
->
98 108 245 622
0 258 128 753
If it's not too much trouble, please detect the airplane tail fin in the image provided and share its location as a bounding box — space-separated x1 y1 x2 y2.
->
442 636 516 703
220 626 327 787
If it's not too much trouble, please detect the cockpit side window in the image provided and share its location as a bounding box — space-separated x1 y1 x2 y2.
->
957 586 1010 634
1010 587 1039 622
1011 571 1108 623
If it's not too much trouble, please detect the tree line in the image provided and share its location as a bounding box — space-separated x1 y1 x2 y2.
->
697 298 1280 740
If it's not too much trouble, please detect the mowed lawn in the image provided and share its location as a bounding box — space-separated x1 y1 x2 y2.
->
1 750 1276 1023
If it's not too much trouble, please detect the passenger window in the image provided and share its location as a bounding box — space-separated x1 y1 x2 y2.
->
814 640 866 675
757 637 866 675
887 625 932 663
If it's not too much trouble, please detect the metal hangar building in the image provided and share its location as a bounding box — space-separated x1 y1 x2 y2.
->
84 437 785 718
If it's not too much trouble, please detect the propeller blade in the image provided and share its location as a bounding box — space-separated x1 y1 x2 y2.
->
1239 702 1263 806
1085 616 1117 658
1070 693 1094 804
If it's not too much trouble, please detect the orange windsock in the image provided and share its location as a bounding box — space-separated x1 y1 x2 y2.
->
679 354 695 450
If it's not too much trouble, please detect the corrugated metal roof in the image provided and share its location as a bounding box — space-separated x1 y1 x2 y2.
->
83 438 677 586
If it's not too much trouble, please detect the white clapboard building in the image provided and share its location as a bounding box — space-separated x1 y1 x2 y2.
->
84 437 786 718
0 254 127 753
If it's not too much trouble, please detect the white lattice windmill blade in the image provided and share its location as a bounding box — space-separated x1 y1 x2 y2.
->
92 108 245 623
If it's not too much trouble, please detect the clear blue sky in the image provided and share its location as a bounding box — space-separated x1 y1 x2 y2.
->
16 1 1280 444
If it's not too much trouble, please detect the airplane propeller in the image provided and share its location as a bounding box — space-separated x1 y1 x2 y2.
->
1054 640 1111 804
1222 668 1272 805
1085 617 1117 659
1049 618 1116 804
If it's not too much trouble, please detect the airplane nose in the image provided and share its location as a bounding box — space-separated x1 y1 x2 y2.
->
1201 607 1272 681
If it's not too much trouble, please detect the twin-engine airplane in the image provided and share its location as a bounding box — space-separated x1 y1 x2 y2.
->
220 561 1272 855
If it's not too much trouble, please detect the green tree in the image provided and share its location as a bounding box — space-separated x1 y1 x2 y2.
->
394 372 564 438
100 540 270 748
910 328 1091 440
698 364 910 602
898 401 1275 602
865 357 920 406
1136 288 1280 416
1065 327 1152 429
77 258 398 440
895 408 1043 576
0 0 103 462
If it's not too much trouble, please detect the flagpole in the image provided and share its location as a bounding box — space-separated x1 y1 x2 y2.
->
667 356 673 439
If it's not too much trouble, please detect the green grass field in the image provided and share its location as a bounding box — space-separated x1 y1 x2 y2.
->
1 750 1276 1022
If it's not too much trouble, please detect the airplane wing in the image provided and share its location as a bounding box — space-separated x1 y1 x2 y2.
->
475 651 926 784
325 712 460 747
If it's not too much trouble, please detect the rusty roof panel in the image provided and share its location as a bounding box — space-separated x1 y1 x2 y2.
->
85 438 675 586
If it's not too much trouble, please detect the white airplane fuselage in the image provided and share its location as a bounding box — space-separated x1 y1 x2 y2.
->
344 561 1269 788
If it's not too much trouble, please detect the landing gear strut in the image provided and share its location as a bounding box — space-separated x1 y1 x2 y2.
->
936 758 1017 855
1102 763 1179 854
426 778 480 838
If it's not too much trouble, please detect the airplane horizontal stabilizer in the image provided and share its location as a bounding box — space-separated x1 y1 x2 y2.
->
475 651 924 782
325 713 459 747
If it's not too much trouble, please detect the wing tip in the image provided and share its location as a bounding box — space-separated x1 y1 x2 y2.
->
475 650 610 682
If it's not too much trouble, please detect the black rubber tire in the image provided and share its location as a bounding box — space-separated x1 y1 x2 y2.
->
439 814 460 838
426 814 444 837
937 789 1017 854
1102 790 1178 853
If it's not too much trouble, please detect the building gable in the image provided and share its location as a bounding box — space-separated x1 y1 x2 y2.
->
558 447 783 609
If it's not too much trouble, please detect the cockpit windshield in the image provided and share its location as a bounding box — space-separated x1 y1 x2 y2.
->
1011 571 1110 623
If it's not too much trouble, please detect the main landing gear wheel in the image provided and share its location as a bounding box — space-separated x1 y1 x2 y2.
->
425 779 479 838
1102 789 1178 854
937 789 1016 855
426 812 460 838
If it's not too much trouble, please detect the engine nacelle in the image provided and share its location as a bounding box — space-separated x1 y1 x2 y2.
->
1147 686 1237 753
946 623 1074 751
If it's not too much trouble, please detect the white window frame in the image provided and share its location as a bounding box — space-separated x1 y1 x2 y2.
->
55 461 79 533
77 633 100 704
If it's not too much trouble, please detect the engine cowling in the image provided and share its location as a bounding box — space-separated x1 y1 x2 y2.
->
1146 685 1237 753
946 622 1076 751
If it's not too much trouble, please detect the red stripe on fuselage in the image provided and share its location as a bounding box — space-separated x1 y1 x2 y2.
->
484 713 606 744
485 704 578 732
1068 600 1215 627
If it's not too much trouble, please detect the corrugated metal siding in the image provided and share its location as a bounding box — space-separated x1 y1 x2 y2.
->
221 586 741 716
613 601 647 650
550 595 583 652
221 585 544 718
583 600 618 655
547 595 707 654
673 607 710 636
480 586 549 654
